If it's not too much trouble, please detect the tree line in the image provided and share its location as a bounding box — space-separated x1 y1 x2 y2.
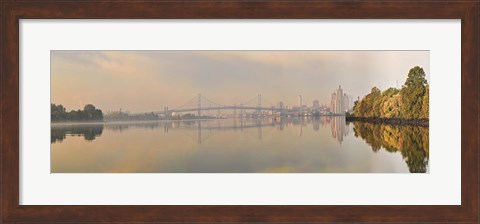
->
104 111 159 122
51 103 104 122
352 66 429 119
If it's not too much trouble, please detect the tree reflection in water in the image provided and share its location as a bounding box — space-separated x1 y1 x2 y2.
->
352 121 429 173
51 124 104 143
51 119 428 173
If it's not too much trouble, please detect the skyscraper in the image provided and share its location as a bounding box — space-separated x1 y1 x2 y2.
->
313 99 320 108
331 92 337 113
298 95 303 107
336 86 343 113
343 93 349 112
331 85 349 114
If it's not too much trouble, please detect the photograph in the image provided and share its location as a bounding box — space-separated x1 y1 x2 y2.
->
51 50 429 173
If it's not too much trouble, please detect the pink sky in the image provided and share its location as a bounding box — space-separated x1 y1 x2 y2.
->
51 51 429 113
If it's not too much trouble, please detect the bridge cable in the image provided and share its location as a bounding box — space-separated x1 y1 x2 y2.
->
173 95 198 110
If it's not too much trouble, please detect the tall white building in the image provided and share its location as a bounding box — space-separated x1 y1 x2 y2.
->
331 85 349 114
298 95 303 107
343 93 349 112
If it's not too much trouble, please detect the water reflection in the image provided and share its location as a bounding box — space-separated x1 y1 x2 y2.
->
352 122 429 173
51 117 428 173
51 124 103 143
52 117 346 144
331 116 349 144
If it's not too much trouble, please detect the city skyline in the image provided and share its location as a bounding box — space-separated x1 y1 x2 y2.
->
51 51 429 113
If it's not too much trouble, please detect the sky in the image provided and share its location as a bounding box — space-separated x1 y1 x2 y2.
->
51 51 429 113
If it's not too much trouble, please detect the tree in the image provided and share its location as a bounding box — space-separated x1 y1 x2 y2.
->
420 85 429 119
400 66 427 119
379 88 400 118
372 88 388 117
84 104 96 111
352 100 359 116
382 93 402 118
363 87 381 117
51 103 67 121
354 98 365 117
51 103 103 122
83 104 103 121
352 66 428 120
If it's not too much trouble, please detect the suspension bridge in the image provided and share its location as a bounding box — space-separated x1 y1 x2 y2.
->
136 94 308 118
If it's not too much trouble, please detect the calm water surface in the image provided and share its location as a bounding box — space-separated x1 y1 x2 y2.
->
51 117 429 173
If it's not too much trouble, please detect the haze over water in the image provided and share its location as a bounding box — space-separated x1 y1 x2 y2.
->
51 117 428 173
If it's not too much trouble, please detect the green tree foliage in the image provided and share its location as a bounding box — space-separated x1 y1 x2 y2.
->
51 104 67 121
400 66 427 119
353 88 380 118
373 87 398 117
364 87 381 117
353 99 364 118
51 103 104 122
379 88 401 118
352 66 428 119
352 122 429 173
83 104 104 120
381 93 402 118
352 100 358 112
420 84 429 119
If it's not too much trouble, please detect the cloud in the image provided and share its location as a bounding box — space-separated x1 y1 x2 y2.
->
51 51 429 113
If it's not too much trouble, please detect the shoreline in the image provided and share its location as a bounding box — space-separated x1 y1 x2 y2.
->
51 115 343 126
345 117 429 127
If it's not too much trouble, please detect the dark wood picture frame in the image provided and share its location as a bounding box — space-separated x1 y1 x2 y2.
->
1 1 478 223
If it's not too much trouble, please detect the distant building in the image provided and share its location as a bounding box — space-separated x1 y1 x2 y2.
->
330 85 350 114
276 101 285 110
343 93 349 113
312 99 320 109
298 95 303 107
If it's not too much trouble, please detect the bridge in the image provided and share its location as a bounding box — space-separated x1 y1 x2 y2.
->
135 93 312 118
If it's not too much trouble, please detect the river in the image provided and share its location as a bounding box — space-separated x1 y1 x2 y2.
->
51 116 429 173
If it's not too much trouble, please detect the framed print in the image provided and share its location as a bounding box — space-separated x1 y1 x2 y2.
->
1 1 478 223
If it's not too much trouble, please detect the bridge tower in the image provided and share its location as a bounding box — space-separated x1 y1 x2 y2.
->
233 104 237 118
240 103 244 118
258 119 263 140
197 94 201 118
197 121 202 144
257 94 262 116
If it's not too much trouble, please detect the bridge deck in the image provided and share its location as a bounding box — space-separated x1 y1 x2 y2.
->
152 106 279 114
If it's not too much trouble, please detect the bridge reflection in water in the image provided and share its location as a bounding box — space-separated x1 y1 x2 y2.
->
92 116 348 145
51 116 428 173
51 117 351 145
